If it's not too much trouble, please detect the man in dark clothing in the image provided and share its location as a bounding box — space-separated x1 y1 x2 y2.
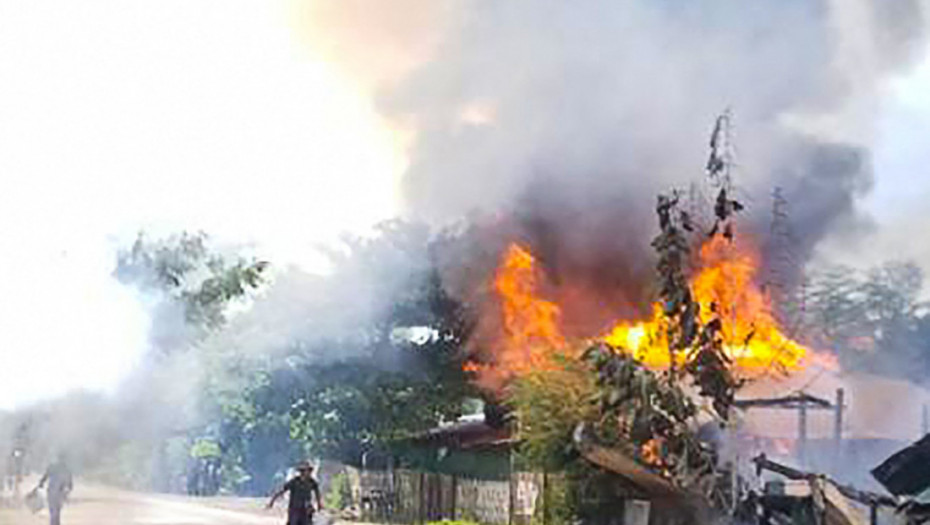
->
267 461 323 525
35 455 72 525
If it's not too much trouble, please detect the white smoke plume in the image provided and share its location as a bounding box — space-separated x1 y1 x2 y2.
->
299 0 928 280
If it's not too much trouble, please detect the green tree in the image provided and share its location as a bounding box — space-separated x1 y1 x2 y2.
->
805 260 929 379
861 261 923 327
805 265 865 343
265 264 474 464
115 231 267 336
110 232 268 494
212 221 476 492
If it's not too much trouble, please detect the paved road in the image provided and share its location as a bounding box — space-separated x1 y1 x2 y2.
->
0 483 297 525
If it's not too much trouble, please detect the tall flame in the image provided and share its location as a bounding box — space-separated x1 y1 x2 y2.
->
604 236 806 373
471 236 812 388
477 244 566 388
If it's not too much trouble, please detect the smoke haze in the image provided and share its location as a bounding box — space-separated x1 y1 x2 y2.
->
299 0 928 300
3 0 930 502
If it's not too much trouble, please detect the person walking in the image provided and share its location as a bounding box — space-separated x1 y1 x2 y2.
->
34 454 72 525
267 461 323 525
5 447 25 496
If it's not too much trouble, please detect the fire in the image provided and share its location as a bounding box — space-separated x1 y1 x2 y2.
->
463 362 483 373
473 244 566 388
470 236 812 387
602 304 670 368
640 438 665 469
604 236 806 373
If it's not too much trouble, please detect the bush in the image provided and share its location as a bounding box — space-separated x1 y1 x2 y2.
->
532 473 574 525
324 471 353 510
508 353 597 472
426 520 482 525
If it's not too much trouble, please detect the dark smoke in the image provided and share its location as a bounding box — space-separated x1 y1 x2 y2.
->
354 0 927 313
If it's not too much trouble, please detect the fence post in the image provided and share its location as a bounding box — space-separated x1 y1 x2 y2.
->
389 456 396 521
833 388 844 473
509 473 517 525
798 395 808 468
419 471 426 525
542 472 548 525
508 447 516 525
451 474 458 521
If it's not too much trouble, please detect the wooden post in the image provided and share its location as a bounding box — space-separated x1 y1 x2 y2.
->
833 389 844 444
730 457 738 513
388 455 395 493
508 473 515 525
798 396 808 468
451 474 457 521
419 471 426 525
834 388 844 472
508 447 515 525
542 472 548 525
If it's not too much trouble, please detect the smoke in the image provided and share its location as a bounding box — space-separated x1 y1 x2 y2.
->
199 221 436 365
0 220 445 494
300 0 928 313
0 0 405 413
2 0 928 498
297 6 930 483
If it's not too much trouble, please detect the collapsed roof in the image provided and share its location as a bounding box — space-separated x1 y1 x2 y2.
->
872 433 930 497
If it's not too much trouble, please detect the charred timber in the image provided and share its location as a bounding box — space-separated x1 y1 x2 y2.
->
753 454 897 509
573 423 686 499
872 433 930 497
734 393 833 410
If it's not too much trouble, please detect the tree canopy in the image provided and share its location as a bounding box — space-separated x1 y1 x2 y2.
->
805 260 930 380
189 222 478 493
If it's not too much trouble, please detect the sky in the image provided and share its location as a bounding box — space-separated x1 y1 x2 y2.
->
0 1 929 409
855 54 930 266
0 1 405 409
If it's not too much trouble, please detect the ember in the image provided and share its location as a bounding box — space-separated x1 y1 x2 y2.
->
640 438 665 469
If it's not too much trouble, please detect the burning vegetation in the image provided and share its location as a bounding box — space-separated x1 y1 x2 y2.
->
468 195 815 393
475 230 810 388
469 119 851 523
604 235 807 374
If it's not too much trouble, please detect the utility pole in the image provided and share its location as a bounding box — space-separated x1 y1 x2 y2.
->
798 394 808 468
767 187 804 329
834 388 844 473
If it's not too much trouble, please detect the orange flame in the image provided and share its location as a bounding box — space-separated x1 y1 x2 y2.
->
604 236 806 373
640 438 665 469
472 244 566 388
471 235 816 388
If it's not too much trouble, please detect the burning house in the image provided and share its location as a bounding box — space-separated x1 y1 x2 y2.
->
425 153 915 523
336 98 930 523
347 212 930 525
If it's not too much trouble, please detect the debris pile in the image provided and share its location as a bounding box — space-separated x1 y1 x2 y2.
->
580 346 719 499
872 434 930 524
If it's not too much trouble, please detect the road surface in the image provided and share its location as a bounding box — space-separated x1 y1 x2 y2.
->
0 482 310 525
